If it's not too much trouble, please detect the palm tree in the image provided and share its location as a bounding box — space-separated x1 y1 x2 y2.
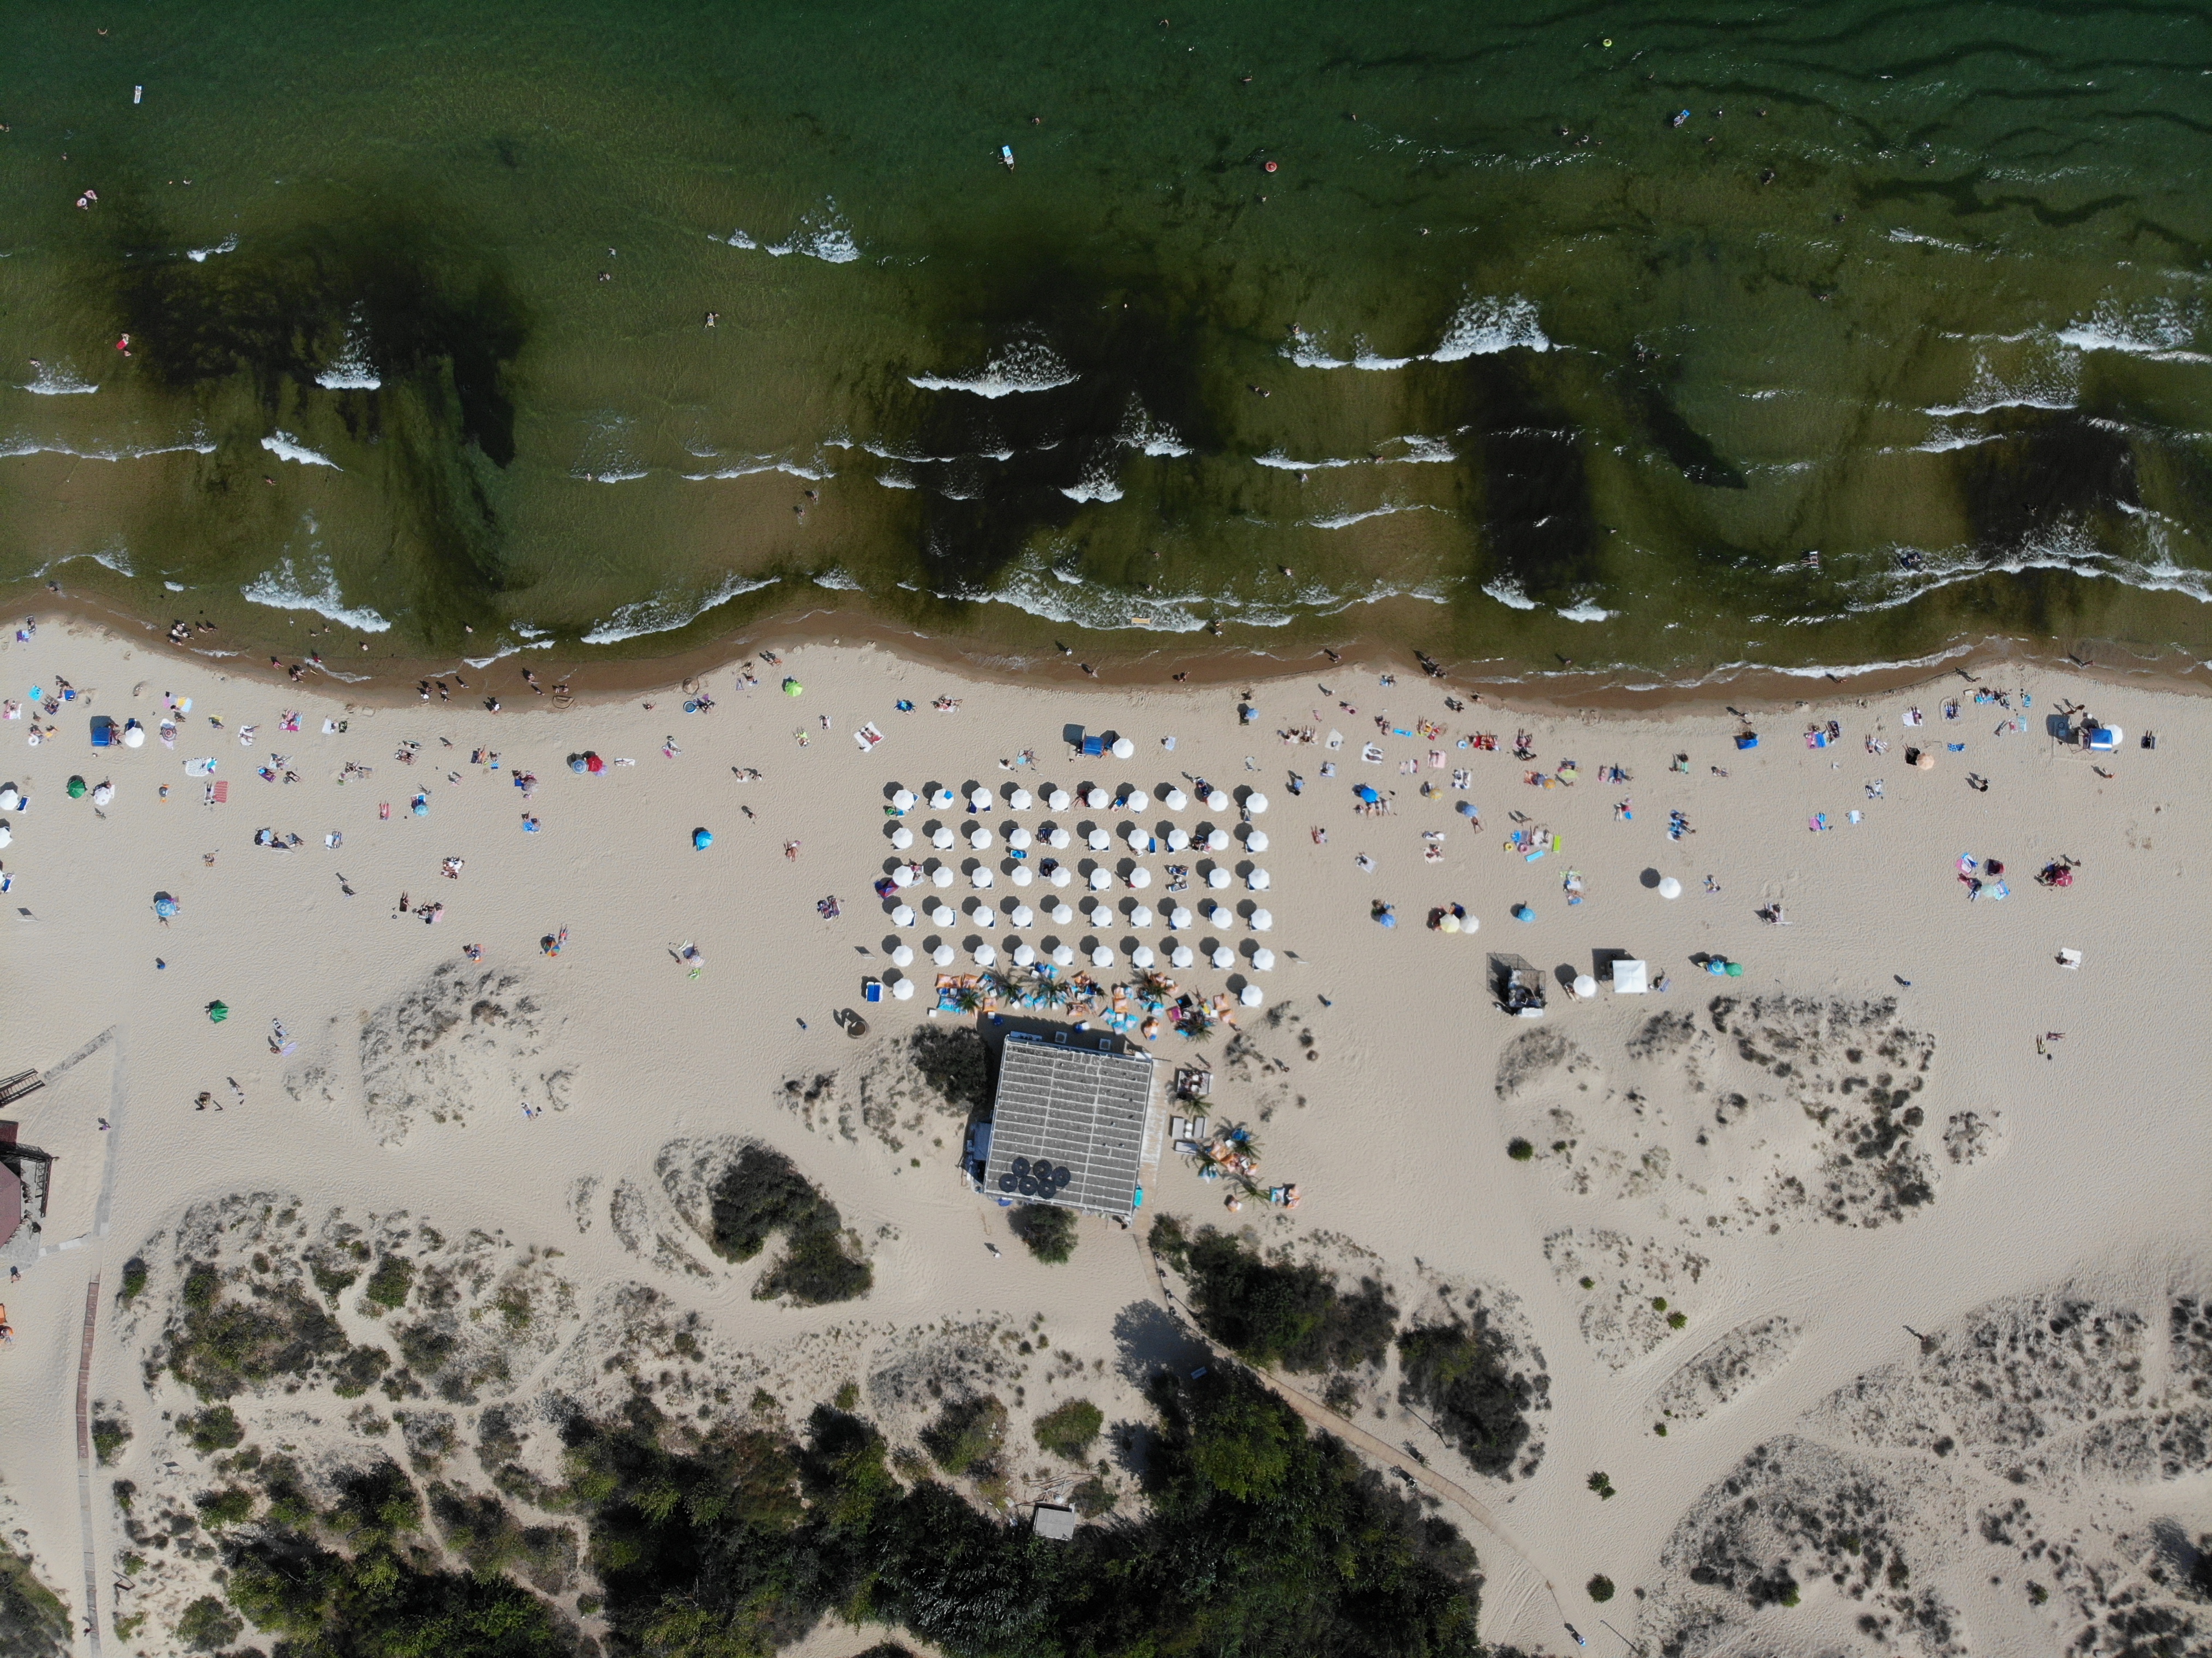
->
947 983 985 1014
1030 973 1077 1012
979 970 1019 1007
1133 969 1175 1005
1178 1004 1217 1042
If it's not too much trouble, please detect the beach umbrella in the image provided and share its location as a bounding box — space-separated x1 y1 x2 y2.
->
693 827 715 850
1159 946 1187 971
1251 947 1276 971
1206 789 1230 810
1131 945 1156 969
1573 974 1597 1000
1248 868 1271 891
1129 867 1153 890
1007 827 1032 850
0 824 11 849
1011 904 1035 927
969 827 995 850
1051 866 1073 887
892 788 917 811
1244 829 1270 852
1123 789 1149 813
91 782 113 807
1129 904 1154 927
1244 791 1269 815
891 904 916 927
153 894 180 920
1438 913 1461 934
1165 827 1190 851
1091 945 1115 966
1009 787 1033 810
891 867 918 890
1657 876 1682 899
67 776 87 799
1051 902 1076 924
0 786 17 809
782 677 803 696
931 826 955 849
1249 908 1273 932
974 908 996 928
1011 865 1033 887
1085 786 1111 809
931 865 954 888
1047 788 1071 810
1111 737 1135 759
891 978 916 1000
930 903 957 926
1240 984 1265 1008
1457 800 1477 819
1211 946 1236 969
1355 785 1381 804
932 945 956 967
974 944 997 966
1206 867 1231 889
965 787 988 810
1205 903 1230 927
931 787 956 808
1051 944 1076 966
971 867 995 888
1012 943 1036 966
206 1000 229 1023
890 944 915 966
1206 828 1231 852
889 826 914 850
1163 787 1189 810
1088 867 1111 891
1048 827 1072 849
1511 903 1535 922
1170 906 1194 930
1725 960 1744 977
1087 828 1111 851
121 723 145 749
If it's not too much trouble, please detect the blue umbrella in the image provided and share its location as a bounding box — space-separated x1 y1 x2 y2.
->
153 894 179 920
692 827 714 850
1355 785 1381 804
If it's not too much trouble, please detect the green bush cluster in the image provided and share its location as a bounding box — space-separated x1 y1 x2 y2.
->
1163 1227 1396 1374
1009 1203 1077 1264
707 1145 873 1305
1586 1575 1615 1602
922 1395 1008 1477
91 1407 133 1467
1394 1323 1536 1477
178 1404 244 1455
364 1255 416 1309
0 1537 69 1658
1032 1399 1104 1462
160 1263 363 1399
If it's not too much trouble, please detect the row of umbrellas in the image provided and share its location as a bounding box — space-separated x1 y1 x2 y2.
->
890 896 1272 932
882 858 1270 894
888 783 1269 816
887 936 1275 973
887 820 1269 854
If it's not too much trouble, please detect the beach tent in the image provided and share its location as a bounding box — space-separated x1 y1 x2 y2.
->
1611 958 1650 994
2085 724 2123 752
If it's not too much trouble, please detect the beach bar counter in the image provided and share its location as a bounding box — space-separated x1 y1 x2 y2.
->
981 1034 1156 1218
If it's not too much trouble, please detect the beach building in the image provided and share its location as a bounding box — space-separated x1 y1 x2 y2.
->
980 1034 1156 1217
1031 1503 1079 1541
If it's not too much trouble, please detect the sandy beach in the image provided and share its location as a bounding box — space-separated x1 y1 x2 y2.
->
1 614 2208 1658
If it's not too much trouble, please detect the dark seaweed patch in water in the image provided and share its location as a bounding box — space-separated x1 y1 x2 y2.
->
1460 353 1599 605
1621 373 1746 490
878 268 1218 594
1959 407 2136 555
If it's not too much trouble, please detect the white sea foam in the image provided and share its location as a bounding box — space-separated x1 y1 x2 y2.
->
680 457 833 483
1556 599 1613 622
1116 398 1189 457
2055 297 2210 363
1483 577 1539 611
1285 294 1550 370
1886 227 1975 255
316 312 381 390
21 363 97 395
1305 503 1440 530
2 438 216 462
813 569 863 591
717 200 861 264
186 232 239 263
581 573 780 645
1061 452 1124 504
910 339 1078 398
164 581 185 592
261 431 341 468
1924 346 2080 418
242 556 390 632
874 472 919 490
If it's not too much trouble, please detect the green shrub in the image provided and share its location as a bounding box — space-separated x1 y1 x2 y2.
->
179 1404 245 1454
1587 1574 1615 1602
707 1144 873 1304
195 1485 256 1528
1177 1229 1396 1373
1506 1138 1534 1161
0 1538 69 1653
1010 1203 1077 1264
1071 1474 1119 1517
908 1026 991 1110
1032 1399 1104 1462
1147 1213 1191 1270
1394 1322 1535 1477
1667 1311 1688 1330
119 1257 149 1303
164 1271 348 1401
922 1395 1008 1477
92 1408 132 1466
175 1593 243 1651
364 1255 415 1309
833 1381 861 1412
309 1258 358 1299
1588 1470 1616 1499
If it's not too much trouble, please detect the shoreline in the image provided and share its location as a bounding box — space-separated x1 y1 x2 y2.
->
20 580 2212 720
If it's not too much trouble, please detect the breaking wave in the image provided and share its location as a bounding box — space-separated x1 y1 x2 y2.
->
261 431 341 468
581 573 782 645
1285 295 1551 370
242 556 390 632
718 200 861 264
909 339 1078 398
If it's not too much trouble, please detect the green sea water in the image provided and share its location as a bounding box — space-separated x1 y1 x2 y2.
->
3 0 2210 681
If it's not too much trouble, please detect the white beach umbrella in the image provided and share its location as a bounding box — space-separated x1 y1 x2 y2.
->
1206 789 1229 811
1572 974 1597 1000
1012 942 1036 966
122 724 145 748
1007 826 1032 850
1165 827 1190 852
1251 947 1276 971
892 788 917 811
931 825 955 849
1163 786 1189 810
890 826 914 850
970 826 995 850
1122 789 1149 813
1206 867 1231 890
1170 906 1194 930
1131 945 1156 969
1211 946 1236 969
1249 908 1273 931
971 867 995 889
1010 865 1033 887
1085 786 1111 809
1048 826 1072 849
1051 902 1076 924
1129 867 1152 890
1128 904 1154 928
930 902 956 927
1087 828 1111 852
931 866 954 888
1011 903 1035 927
891 904 916 927
1243 829 1269 852
1088 867 1111 891
1051 866 1073 888
1047 788 1072 810
1205 827 1231 852
932 944 956 967
974 908 996 929
1207 903 1232 928
969 786 991 810
1111 737 1135 759
892 977 915 1000
1052 944 1077 966
890 944 915 966
1240 984 1265 1008
1247 868 1271 892
1009 787 1033 810
1657 876 1683 899
1170 945 1195 968
891 866 918 890
974 944 997 966
931 787 957 808
1243 791 1269 815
